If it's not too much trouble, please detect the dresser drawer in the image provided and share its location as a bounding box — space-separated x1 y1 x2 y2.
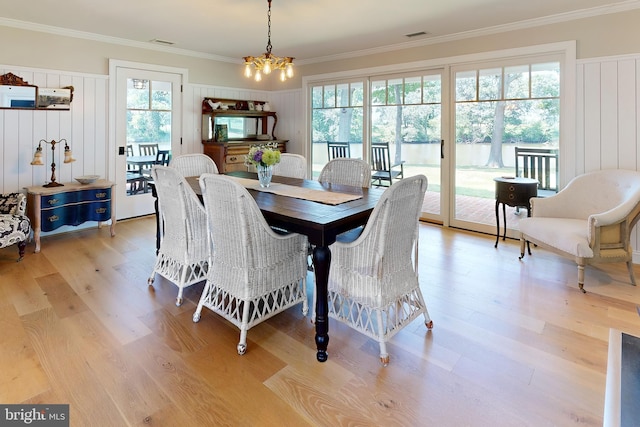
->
79 201 111 223
42 191 78 207
79 188 111 201
225 154 245 165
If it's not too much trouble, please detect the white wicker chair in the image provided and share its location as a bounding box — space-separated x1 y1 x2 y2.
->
272 153 307 179
194 173 309 355
318 158 371 188
325 174 432 366
148 166 209 306
169 153 218 177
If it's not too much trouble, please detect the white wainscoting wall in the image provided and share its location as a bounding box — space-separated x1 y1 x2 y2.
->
0 66 108 194
576 54 640 260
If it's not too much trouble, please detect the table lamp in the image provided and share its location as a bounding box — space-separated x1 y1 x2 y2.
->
31 138 76 187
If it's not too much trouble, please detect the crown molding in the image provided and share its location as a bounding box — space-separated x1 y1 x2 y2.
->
1 1 640 66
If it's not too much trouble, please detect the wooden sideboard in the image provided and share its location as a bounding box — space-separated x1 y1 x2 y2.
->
25 180 116 253
201 97 287 172
203 140 287 173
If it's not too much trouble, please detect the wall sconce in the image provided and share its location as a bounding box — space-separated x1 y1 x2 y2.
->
31 138 76 187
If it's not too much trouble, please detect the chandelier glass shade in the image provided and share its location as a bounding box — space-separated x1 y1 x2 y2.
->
243 0 294 82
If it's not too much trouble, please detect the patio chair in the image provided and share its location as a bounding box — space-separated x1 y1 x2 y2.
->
148 166 209 306
325 175 432 366
139 143 159 156
327 141 351 160
194 173 309 355
170 153 218 177
371 142 404 187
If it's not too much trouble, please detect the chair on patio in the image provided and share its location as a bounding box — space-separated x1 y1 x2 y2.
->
139 143 159 156
0 193 31 261
519 169 640 292
327 141 351 160
169 153 218 177
194 173 308 355
371 142 404 187
325 175 432 366
148 166 209 306
273 153 307 179
515 146 558 195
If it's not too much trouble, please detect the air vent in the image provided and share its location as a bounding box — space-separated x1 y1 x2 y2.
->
150 39 175 46
405 31 429 38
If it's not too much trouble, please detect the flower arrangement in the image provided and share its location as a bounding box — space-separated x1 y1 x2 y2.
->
245 142 281 167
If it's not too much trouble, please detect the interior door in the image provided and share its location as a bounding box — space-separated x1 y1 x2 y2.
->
114 67 182 219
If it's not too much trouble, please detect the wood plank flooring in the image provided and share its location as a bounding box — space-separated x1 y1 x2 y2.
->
2 217 640 426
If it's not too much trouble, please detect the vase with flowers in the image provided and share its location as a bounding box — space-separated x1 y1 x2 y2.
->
245 142 281 188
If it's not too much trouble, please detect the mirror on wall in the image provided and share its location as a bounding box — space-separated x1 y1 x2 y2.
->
0 72 73 110
0 73 37 108
0 85 36 108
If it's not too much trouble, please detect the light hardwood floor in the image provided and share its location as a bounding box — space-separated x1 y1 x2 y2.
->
2 217 640 426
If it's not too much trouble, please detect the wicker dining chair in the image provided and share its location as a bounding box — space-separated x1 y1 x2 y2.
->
148 166 209 306
169 153 219 177
325 174 432 366
318 158 371 188
194 173 309 355
272 153 307 179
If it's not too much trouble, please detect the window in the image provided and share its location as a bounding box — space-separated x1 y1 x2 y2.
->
311 81 364 175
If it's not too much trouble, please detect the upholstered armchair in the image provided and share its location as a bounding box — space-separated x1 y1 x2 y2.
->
518 169 640 292
0 193 31 261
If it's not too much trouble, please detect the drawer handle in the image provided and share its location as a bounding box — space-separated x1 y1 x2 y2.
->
229 156 237 162
48 215 59 222
48 198 59 205
508 185 515 191
95 208 107 214
96 192 107 199
508 194 515 200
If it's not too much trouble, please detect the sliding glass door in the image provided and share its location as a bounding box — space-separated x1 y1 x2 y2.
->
451 58 560 235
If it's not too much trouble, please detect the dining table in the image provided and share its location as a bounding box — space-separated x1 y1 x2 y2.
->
177 170 385 362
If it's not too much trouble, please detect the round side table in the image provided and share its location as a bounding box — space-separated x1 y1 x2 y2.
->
494 176 538 247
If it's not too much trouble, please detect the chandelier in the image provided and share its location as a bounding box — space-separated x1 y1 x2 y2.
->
243 0 294 82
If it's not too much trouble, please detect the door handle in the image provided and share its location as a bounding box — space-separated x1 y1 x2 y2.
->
440 139 444 159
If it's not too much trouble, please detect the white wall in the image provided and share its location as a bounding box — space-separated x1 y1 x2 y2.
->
0 66 108 193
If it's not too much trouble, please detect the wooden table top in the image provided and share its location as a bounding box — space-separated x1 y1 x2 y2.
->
186 171 384 246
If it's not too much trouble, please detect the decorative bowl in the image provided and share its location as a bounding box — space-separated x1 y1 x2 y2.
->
75 175 100 184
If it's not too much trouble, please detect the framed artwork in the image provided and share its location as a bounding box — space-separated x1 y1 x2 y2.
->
37 88 72 109
215 124 228 142
248 101 255 111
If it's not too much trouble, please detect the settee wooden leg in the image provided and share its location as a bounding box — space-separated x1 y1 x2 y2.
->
519 237 527 260
627 261 636 286
17 241 26 261
578 265 586 293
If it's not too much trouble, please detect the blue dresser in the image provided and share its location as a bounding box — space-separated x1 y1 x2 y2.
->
25 180 116 252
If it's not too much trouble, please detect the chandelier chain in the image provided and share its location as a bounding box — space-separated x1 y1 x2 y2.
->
266 0 272 54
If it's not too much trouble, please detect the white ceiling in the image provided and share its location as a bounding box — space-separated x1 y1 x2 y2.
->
1 0 639 64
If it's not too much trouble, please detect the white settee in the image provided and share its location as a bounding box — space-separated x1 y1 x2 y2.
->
518 169 640 292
